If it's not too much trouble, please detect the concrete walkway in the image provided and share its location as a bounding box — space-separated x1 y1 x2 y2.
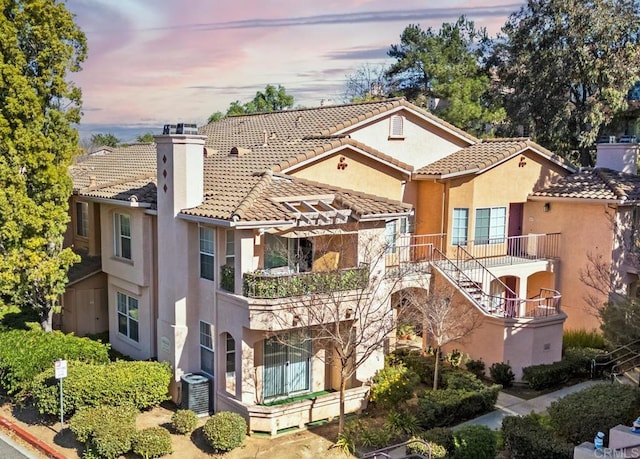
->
455 380 604 431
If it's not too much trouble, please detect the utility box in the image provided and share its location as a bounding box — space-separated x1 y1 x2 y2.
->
180 373 211 416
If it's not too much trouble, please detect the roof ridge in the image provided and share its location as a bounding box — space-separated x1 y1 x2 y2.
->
594 168 628 200
232 170 274 220
84 172 156 192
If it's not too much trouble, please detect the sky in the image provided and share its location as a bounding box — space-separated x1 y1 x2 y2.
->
64 0 524 142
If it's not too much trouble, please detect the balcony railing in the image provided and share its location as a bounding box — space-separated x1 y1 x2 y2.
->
458 233 561 266
242 265 369 299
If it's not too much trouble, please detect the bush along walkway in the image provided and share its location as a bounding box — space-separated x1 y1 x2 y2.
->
454 380 602 431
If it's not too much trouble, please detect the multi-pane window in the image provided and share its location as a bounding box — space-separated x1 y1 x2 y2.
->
475 207 507 244
452 208 469 246
226 333 236 377
199 321 214 376
385 220 398 254
200 226 215 281
117 292 138 342
114 213 131 259
76 202 88 237
225 230 235 267
263 330 311 400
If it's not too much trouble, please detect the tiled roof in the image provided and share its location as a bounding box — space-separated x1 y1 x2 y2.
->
531 168 640 202
414 138 572 177
67 252 102 284
198 98 477 149
183 171 412 222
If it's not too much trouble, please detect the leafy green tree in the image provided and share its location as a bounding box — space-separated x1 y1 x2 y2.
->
135 132 155 143
0 0 86 330
493 0 640 166
209 84 295 121
90 133 120 148
387 16 505 136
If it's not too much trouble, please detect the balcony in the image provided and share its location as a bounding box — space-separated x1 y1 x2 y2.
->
242 265 369 299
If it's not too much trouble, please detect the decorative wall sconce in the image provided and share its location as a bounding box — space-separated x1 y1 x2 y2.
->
337 156 348 170
518 156 527 168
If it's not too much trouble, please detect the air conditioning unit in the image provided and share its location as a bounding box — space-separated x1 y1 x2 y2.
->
526 234 543 257
181 373 212 416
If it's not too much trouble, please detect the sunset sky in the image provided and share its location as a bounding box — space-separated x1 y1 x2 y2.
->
64 0 524 141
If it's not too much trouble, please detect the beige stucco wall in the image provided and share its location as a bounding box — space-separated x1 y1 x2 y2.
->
344 109 471 169
67 197 101 256
524 200 614 330
288 147 407 201
61 272 108 336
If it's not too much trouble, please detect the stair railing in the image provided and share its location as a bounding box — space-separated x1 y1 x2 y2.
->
591 339 640 379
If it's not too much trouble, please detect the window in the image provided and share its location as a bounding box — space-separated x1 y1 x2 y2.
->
76 202 88 237
225 230 235 267
386 220 398 254
263 330 311 400
264 234 313 273
200 226 215 280
226 333 236 377
452 208 469 245
117 292 138 342
114 213 131 259
475 207 507 244
389 115 404 138
200 321 214 376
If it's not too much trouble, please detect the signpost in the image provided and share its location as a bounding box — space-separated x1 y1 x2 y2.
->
54 359 67 429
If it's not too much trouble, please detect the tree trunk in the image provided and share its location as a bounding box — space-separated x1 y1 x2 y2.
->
40 305 53 332
433 346 441 390
338 375 347 434
579 145 594 167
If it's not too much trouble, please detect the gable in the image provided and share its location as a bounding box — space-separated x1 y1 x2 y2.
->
286 145 409 202
338 108 474 170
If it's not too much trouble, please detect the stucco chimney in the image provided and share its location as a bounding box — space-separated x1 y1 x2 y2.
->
596 141 639 174
155 124 206 214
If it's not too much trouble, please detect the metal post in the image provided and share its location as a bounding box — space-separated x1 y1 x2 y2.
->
59 377 64 429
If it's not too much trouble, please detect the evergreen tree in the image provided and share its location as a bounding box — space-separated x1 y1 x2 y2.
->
0 0 86 330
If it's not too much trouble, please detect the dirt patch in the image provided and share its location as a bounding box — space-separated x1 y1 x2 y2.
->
0 398 355 459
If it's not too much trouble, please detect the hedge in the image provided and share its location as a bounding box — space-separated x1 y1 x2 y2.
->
453 425 497 459
370 363 419 409
547 383 640 444
502 414 573 459
132 427 173 459
69 405 138 459
0 329 109 395
417 385 501 429
203 411 247 452
387 349 437 386
31 360 171 416
522 347 604 390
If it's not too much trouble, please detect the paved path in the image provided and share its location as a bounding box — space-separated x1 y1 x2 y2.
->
0 429 38 459
455 380 603 430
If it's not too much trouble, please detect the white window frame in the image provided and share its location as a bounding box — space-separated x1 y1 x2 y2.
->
76 201 88 238
200 226 215 281
226 333 236 377
116 292 139 342
113 213 131 260
452 208 469 246
474 207 507 245
225 229 235 267
200 321 214 377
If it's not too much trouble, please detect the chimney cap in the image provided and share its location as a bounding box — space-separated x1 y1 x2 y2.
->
163 123 198 135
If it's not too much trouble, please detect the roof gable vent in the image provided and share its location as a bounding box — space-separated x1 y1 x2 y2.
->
389 115 404 139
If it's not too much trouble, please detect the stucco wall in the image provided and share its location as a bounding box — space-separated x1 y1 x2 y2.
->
524 200 614 330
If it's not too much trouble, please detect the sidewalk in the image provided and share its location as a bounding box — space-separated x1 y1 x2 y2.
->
455 380 604 430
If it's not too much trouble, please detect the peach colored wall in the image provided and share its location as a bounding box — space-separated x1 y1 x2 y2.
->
289 148 406 201
524 200 614 331
443 151 568 251
345 109 471 169
527 271 555 298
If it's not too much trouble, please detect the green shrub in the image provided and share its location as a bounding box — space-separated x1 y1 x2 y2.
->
465 359 486 379
31 360 171 416
522 360 573 390
548 383 640 444
563 347 604 377
69 405 138 459
132 427 173 459
359 425 396 449
442 371 485 391
0 329 109 395
489 362 514 388
370 363 419 409
334 420 360 454
171 409 199 435
453 425 497 459
388 349 437 385
563 329 606 350
406 437 447 458
420 427 455 454
417 385 500 429
385 408 421 437
502 414 573 459
203 411 247 452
